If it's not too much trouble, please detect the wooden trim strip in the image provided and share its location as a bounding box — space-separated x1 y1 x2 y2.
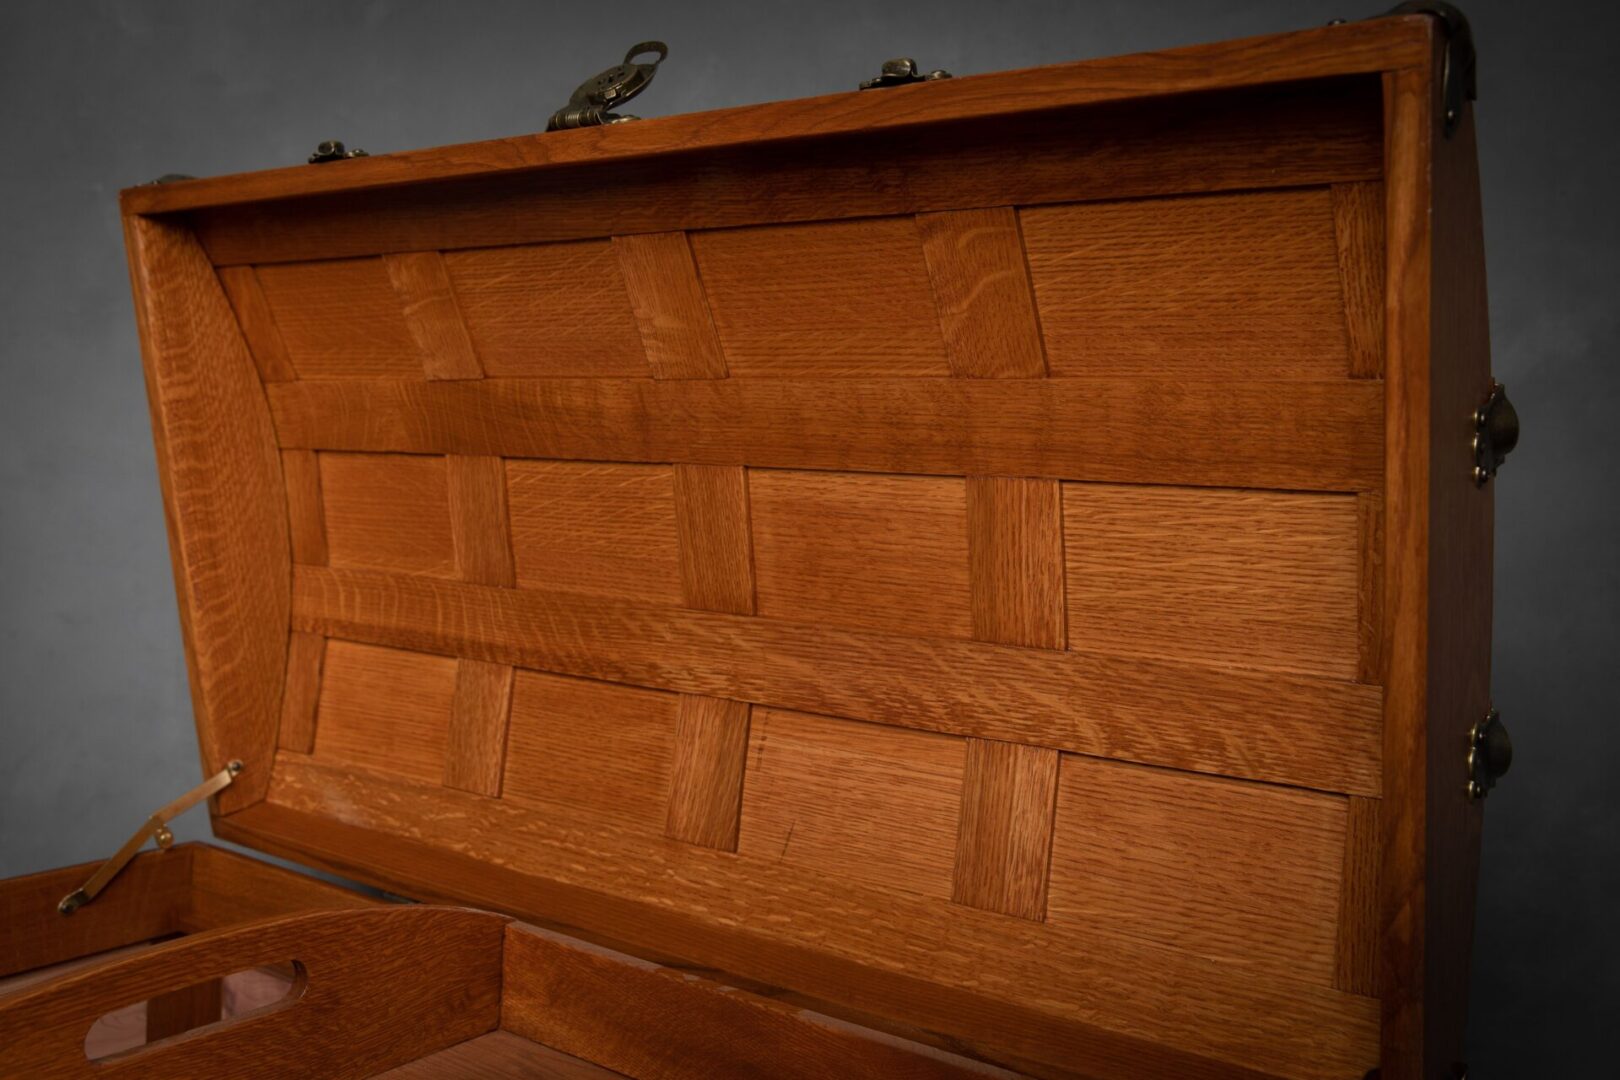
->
290 566 1382 795
124 18 1427 216
267 377 1384 494
239 766 1379 1079
443 659 516 797
124 215 289 812
277 630 325 754
281 448 328 567
447 454 515 588
967 476 1066 649
1332 181 1388 378
674 463 756 615
1335 795 1382 996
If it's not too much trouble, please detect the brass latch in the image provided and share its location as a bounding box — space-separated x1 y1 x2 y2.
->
58 761 242 915
1472 381 1520 486
1466 709 1512 800
547 42 667 131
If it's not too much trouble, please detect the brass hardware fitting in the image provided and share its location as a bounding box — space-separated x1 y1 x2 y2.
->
309 140 368 163
859 57 952 89
547 42 667 131
58 761 243 915
1472 380 1520 486
1466 709 1512 800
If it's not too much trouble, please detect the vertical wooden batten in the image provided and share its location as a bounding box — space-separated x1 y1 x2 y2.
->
665 696 752 851
615 232 729 379
1333 180 1389 379
217 265 296 383
382 251 483 380
277 631 325 755
124 214 290 812
918 207 1048 378
952 740 1060 921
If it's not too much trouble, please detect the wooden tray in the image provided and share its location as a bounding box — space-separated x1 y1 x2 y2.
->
1 10 1500 1079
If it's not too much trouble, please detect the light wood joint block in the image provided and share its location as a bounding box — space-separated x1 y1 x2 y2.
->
665 695 751 851
918 207 1048 378
382 250 483 380
614 232 729 379
952 739 1060 921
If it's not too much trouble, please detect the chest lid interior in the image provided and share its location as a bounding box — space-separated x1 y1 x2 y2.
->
119 13 1473 1079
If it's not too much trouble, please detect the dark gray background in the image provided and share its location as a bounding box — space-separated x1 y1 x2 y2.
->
1 1 1613 1073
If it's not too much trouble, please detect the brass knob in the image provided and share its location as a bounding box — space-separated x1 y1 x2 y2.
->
1472 381 1519 485
1466 708 1512 799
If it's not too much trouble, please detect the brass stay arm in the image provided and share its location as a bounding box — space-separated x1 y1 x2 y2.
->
58 761 242 915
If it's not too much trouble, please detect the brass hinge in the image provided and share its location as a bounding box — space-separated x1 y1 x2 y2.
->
58 761 242 915
858 57 952 90
547 42 667 131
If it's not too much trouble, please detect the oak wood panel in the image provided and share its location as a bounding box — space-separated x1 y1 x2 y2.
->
291 566 1383 794
952 740 1060 921
216 266 295 382
382 251 483 380
673 464 756 615
502 671 678 834
124 215 288 811
750 470 972 640
248 764 1381 1079
505 460 682 604
1047 757 1346 986
192 78 1383 267
664 696 751 851
1336 796 1382 997
0 850 188 979
692 218 948 376
276 630 325 754
130 17 1425 215
967 476 1066 649
739 709 964 900
321 452 455 578
1023 189 1351 378
442 242 645 377
267 376 1385 493
280 448 328 566
181 844 377 933
1332 180 1388 378
1063 484 1361 679
375 1030 625 1079
254 257 424 377
448 454 516 588
918 207 1047 378
310 641 457 786
0 906 506 1080
501 924 1011 1079
612 232 727 379
444 660 516 798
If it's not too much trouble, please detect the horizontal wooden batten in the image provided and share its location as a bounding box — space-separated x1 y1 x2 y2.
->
290 566 1381 795
192 78 1380 266
242 763 1380 1079
268 377 1383 493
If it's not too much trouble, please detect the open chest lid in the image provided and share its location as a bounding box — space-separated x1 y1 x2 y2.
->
120 11 1490 1079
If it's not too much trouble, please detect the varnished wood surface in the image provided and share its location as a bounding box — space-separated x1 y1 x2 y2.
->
373 1031 626 1079
266 376 1384 493
124 216 288 811
291 566 1382 795
122 16 1427 216
0 906 505 1079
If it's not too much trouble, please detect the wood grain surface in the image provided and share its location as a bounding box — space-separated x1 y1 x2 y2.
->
311 641 457 786
383 251 483 380
613 232 727 380
664 696 751 851
919 207 1048 378
321 452 455 578
952 740 1060 921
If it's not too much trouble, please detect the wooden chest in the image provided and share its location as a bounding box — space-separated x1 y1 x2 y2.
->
1 10 1512 1079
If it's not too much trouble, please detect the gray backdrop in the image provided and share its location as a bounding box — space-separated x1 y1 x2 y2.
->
2 1 1613 1073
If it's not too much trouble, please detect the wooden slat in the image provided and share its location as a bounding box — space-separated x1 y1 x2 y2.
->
1336 796 1382 996
217 266 295 382
613 232 727 379
0 906 507 1080
191 79 1383 266
673 464 755 615
255 257 425 377
918 207 1047 378
664 696 751 851
267 376 1385 494
1063 484 1362 680
691 217 948 377
952 740 1060 921
382 251 482 380
246 766 1381 1080
311 641 456 786
277 630 325 753
321 452 455 578
739 709 964 900
967 476 1065 650
124 215 288 810
500 924 1010 1079
291 566 1383 795
1023 189 1351 378
751 470 970 640
129 17 1425 216
442 242 645 378
502 671 677 834
1047 757 1346 987
444 660 516 798
506 460 681 604
1332 180 1387 377
281 449 328 566
448 454 515 588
